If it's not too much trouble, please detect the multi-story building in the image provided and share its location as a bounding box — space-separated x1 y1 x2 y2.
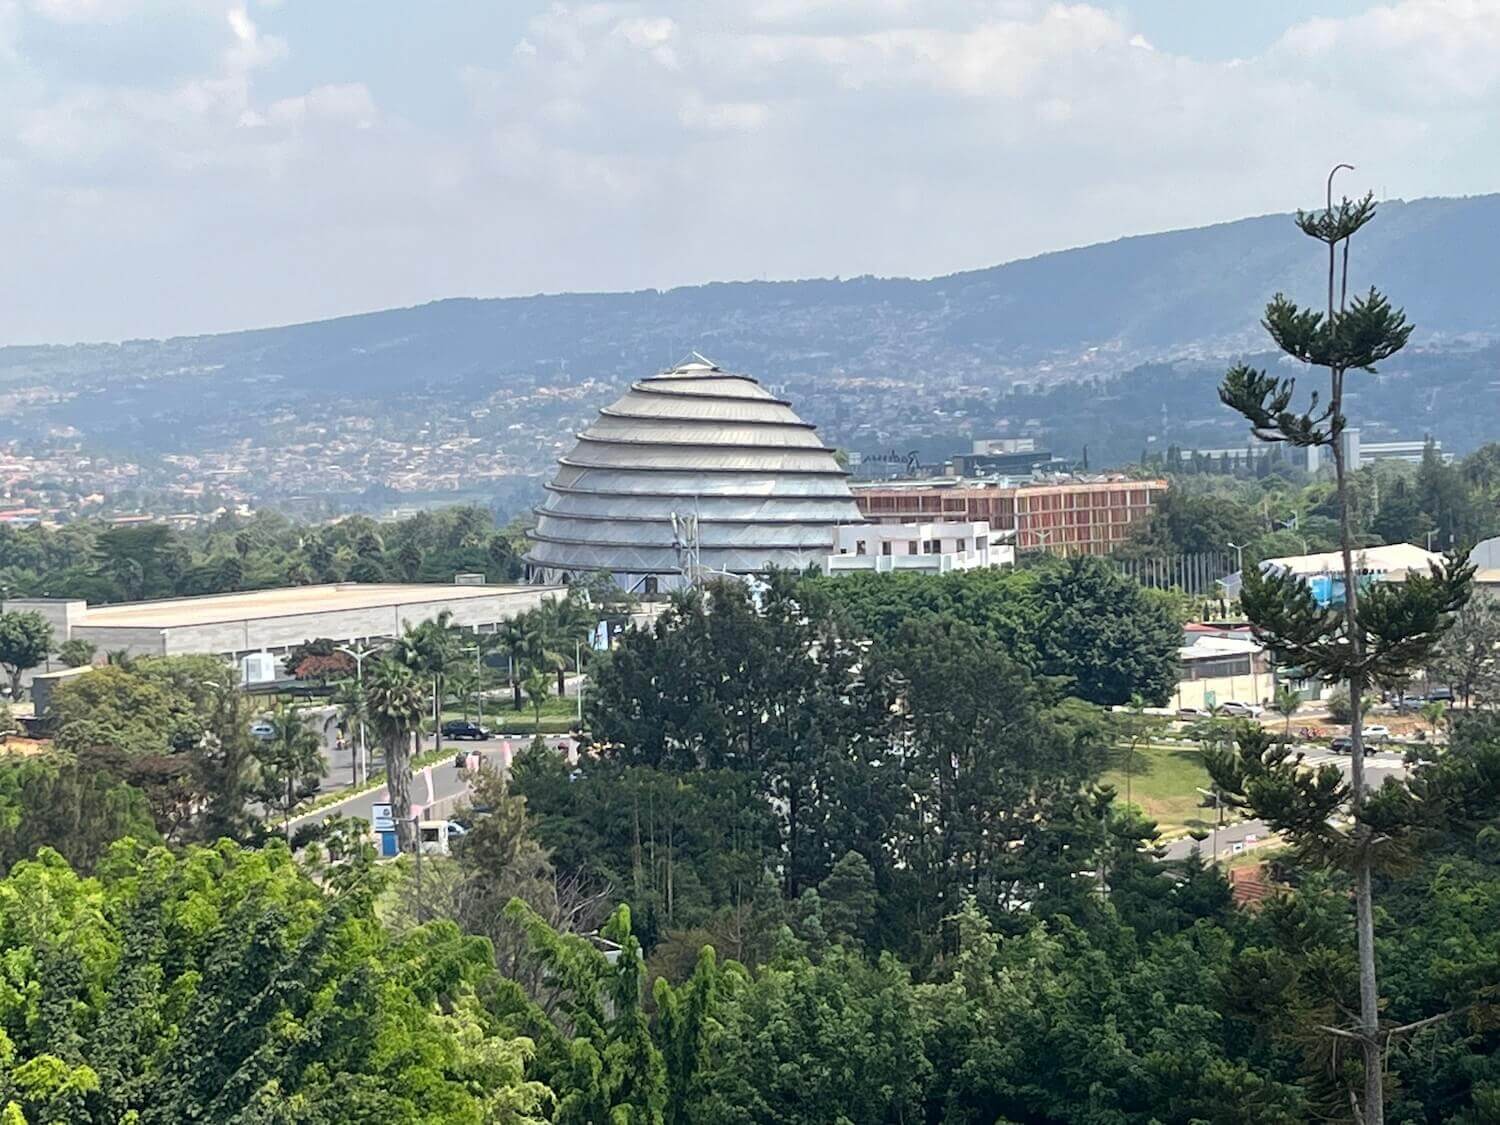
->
1308 429 1451 470
827 520 1014 575
851 476 1166 556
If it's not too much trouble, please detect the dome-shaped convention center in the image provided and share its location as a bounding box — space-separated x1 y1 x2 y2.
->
526 357 863 592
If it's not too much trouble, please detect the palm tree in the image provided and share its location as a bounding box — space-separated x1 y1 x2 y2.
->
259 703 326 840
1271 684 1301 740
1419 700 1448 742
324 677 369 786
446 664 479 723
394 610 455 753
539 595 597 696
524 610 570 699
523 670 551 731
495 617 530 711
57 638 97 668
366 658 427 853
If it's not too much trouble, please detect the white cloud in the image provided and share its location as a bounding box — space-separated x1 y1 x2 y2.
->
27 0 135 24
3 0 1500 342
678 92 769 132
267 83 377 129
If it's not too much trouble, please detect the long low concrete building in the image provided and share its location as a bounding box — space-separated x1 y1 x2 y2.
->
2 582 564 662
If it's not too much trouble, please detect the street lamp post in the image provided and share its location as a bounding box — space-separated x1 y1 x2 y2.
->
1276 516 1308 554
336 642 383 785
1227 541 1245 574
575 639 583 724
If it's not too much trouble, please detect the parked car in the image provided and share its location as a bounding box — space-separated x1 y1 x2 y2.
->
1176 707 1206 720
1219 701 1264 718
1363 724 1391 741
1330 736 1354 754
249 719 275 741
441 720 491 741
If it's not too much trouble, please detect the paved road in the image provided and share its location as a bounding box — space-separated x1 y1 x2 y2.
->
1159 747 1411 863
288 734 579 831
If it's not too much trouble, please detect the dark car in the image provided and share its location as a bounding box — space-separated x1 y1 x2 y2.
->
1330 736 1354 754
441 720 490 741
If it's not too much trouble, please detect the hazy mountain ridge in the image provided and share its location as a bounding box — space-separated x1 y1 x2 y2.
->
2 193 1498 462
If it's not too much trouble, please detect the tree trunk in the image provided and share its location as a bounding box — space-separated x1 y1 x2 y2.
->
433 676 443 754
285 775 294 841
387 730 415 853
1331 366 1384 1125
556 665 566 697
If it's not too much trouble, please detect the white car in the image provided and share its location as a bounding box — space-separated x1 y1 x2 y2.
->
1363 724 1391 741
1219 701 1264 718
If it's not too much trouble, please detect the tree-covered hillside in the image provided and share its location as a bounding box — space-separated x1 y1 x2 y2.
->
2 194 1497 464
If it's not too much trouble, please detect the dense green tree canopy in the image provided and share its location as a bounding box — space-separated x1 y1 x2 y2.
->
0 507 527 608
0 840 551 1124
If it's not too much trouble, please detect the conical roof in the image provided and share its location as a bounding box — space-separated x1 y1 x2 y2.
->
526 358 862 583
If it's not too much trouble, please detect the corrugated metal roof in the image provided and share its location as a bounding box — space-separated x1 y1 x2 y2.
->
601 392 802 424
581 417 825 449
527 359 862 579
561 441 843 474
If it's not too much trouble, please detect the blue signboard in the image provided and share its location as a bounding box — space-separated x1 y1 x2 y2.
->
370 802 394 832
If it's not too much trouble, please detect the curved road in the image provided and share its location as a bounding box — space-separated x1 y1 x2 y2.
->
1161 746 1411 862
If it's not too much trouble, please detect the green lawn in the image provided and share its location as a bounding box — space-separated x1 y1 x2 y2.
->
1101 741 1218 836
442 694 580 735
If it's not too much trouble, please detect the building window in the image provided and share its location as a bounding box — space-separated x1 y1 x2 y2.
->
855 541 867 555
881 541 892 556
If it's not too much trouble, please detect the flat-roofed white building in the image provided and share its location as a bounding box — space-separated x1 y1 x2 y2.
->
826 520 1014 575
2 582 563 663
1176 633 1271 711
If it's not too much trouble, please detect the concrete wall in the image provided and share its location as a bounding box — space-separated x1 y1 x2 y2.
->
68 626 169 659
1175 668 1270 710
76 587 560 660
0 598 88 639
0 598 91 693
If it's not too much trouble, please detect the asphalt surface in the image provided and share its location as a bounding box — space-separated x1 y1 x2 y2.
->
288 733 577 831
1160 746 1411 862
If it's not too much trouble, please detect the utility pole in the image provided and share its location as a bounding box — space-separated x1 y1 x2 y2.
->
409 812 425 921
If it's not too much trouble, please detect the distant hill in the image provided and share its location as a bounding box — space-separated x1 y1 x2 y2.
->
2 192 1498 467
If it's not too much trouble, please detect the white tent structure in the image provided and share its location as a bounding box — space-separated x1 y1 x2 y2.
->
526 357 863 592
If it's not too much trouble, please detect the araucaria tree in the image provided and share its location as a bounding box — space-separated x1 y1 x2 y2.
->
1213 168 1473 1125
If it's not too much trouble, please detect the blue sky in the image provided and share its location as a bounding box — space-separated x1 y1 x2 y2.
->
3 1 1498 342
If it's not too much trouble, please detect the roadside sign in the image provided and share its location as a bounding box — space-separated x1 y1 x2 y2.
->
371 802 394 832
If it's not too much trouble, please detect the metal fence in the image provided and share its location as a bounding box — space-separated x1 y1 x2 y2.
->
1114 551 1236 596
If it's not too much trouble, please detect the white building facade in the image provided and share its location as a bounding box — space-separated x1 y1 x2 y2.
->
826 520 1013 575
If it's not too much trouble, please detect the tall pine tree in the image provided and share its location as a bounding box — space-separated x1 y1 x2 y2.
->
1214 167 1472 1125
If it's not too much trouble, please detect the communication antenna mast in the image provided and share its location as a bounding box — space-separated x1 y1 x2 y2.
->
671 509 701 588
